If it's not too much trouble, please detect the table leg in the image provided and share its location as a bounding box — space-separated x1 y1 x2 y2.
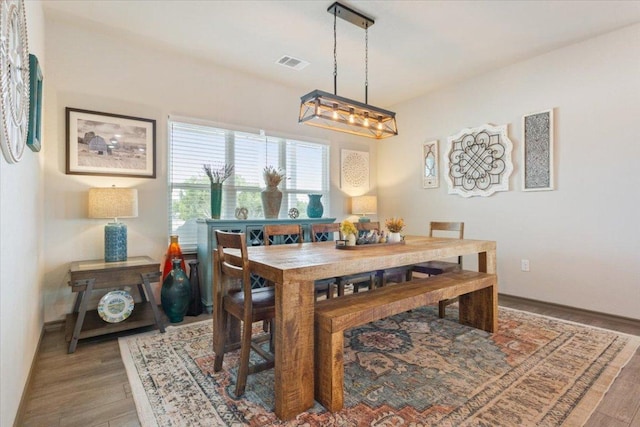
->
458 250 498 332
141 272 165 333
274 278 315 420
72 290 84 313
137 283 148 302
68 279 94 353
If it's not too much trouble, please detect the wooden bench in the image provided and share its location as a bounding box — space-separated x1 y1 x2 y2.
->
313 270 497 412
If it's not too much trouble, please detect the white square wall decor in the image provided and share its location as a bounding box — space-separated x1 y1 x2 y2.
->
341 149 370 193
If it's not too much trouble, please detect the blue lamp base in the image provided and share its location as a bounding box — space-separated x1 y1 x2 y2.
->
358 216 371 223
104 223 127 262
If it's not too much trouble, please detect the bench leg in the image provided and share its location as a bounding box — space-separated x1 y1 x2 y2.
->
314 327 345 412
458 283 497 333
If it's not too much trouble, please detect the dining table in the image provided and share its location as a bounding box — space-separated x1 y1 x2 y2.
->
213 235 497 420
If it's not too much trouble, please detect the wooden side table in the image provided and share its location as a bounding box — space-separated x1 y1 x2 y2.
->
65 256 165 353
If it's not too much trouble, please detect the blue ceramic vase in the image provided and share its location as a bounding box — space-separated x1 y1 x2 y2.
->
161 259 191 323
307 194 324 218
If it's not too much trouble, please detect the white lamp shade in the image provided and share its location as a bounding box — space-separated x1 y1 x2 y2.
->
88 187 138 220
352 195 377 215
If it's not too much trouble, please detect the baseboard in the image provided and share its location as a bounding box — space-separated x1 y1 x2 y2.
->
13 323 47 427
498 293 640 327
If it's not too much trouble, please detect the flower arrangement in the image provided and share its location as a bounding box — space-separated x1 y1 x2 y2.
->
203 163 233 184
340 220 358 236
385 217 405 233
263 166 287 187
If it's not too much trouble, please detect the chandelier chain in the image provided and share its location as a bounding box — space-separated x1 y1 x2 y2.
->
365 25 369 104
333 9 338 95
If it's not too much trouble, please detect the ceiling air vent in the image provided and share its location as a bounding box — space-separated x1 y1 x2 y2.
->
276 55 309 71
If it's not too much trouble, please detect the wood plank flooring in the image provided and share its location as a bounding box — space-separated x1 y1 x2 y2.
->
18 296 640 427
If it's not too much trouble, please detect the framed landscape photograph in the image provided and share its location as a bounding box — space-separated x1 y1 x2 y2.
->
522 109 554 191
66 108 156 178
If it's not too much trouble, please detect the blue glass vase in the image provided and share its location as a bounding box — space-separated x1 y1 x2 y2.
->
161 259 191 323
307 194 324 218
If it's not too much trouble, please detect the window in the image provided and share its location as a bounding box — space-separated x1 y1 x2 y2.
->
168 119 330 249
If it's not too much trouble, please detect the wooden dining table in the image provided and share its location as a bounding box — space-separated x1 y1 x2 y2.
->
213 235 497 420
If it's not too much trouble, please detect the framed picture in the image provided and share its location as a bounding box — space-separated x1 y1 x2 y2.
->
340 149 369 192
444 123 513 198
422 140 439 188
27 54 43 152
522 109 554 191
66 108 156 178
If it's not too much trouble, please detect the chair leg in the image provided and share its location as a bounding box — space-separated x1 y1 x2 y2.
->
337 281 345 297
235 319 253 397
213 312 228 372
438 300 447 318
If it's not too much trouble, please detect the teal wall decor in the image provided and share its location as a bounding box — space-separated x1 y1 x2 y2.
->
27 54 43 152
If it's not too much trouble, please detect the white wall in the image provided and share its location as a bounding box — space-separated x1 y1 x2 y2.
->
378 24 640 319
42 17 376 322
0 2 46 425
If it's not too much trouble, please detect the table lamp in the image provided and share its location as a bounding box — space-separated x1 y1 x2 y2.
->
351 195 377 223
88 186 138 262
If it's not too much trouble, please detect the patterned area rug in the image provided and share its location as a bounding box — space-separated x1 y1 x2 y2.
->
119 306 639 426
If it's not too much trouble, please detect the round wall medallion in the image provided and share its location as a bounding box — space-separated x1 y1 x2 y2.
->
0 0 29 164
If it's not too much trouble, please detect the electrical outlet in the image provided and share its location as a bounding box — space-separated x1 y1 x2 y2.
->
521 259 530 272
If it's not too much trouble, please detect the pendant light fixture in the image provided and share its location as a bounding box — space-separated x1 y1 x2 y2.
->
299 2 398 140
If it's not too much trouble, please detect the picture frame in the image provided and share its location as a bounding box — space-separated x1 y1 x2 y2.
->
422 140 439 188
340 149 369 192
66 108 156 178
522 109 554 191
444 123 513 198
27 54 43 152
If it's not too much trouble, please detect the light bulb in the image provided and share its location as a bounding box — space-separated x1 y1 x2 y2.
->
377 116 383 130
363 113 369 127
332 104 339 120
349 108 355 123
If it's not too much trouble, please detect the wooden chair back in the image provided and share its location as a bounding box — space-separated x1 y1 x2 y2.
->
215 230 252 307
429 221 464 264
356 221 380 235
263 224 303 246
311 223 340 242
429 221 465 239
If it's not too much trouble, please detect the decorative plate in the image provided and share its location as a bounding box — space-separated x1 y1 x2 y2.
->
98 290 134 323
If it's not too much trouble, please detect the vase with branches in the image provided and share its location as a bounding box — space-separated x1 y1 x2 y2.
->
261 166 287 219
203 163 233 219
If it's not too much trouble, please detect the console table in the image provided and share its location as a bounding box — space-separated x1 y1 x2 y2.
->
65 256 165 353
196 217 336 313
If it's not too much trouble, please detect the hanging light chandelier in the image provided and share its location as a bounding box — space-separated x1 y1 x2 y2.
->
299 2 398 140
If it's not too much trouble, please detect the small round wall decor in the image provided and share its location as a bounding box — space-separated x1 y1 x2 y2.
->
0 0 30 164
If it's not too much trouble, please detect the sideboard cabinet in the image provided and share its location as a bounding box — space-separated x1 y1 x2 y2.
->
197 218 336 313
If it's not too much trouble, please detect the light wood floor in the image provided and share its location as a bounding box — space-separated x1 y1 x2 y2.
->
18 296 640 427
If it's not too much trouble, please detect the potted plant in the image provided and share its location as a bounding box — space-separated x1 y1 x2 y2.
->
385 217 405 243
340 220 358 246
203 163 233 219
261 166 287 218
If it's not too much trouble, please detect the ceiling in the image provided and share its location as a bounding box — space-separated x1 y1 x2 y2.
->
43 1 640 107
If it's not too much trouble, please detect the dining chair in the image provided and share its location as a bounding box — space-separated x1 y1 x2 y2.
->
411 221 465 317
310 223 377 296
212 230 275 397
263 224 334 299
358 221 412 287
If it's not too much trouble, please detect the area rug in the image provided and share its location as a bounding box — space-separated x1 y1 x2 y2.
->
119 306 639 426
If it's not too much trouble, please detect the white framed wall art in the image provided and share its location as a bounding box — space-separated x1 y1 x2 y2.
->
340 149 370 193
522 109 554 191
444 123 514 198
422 140 439 188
